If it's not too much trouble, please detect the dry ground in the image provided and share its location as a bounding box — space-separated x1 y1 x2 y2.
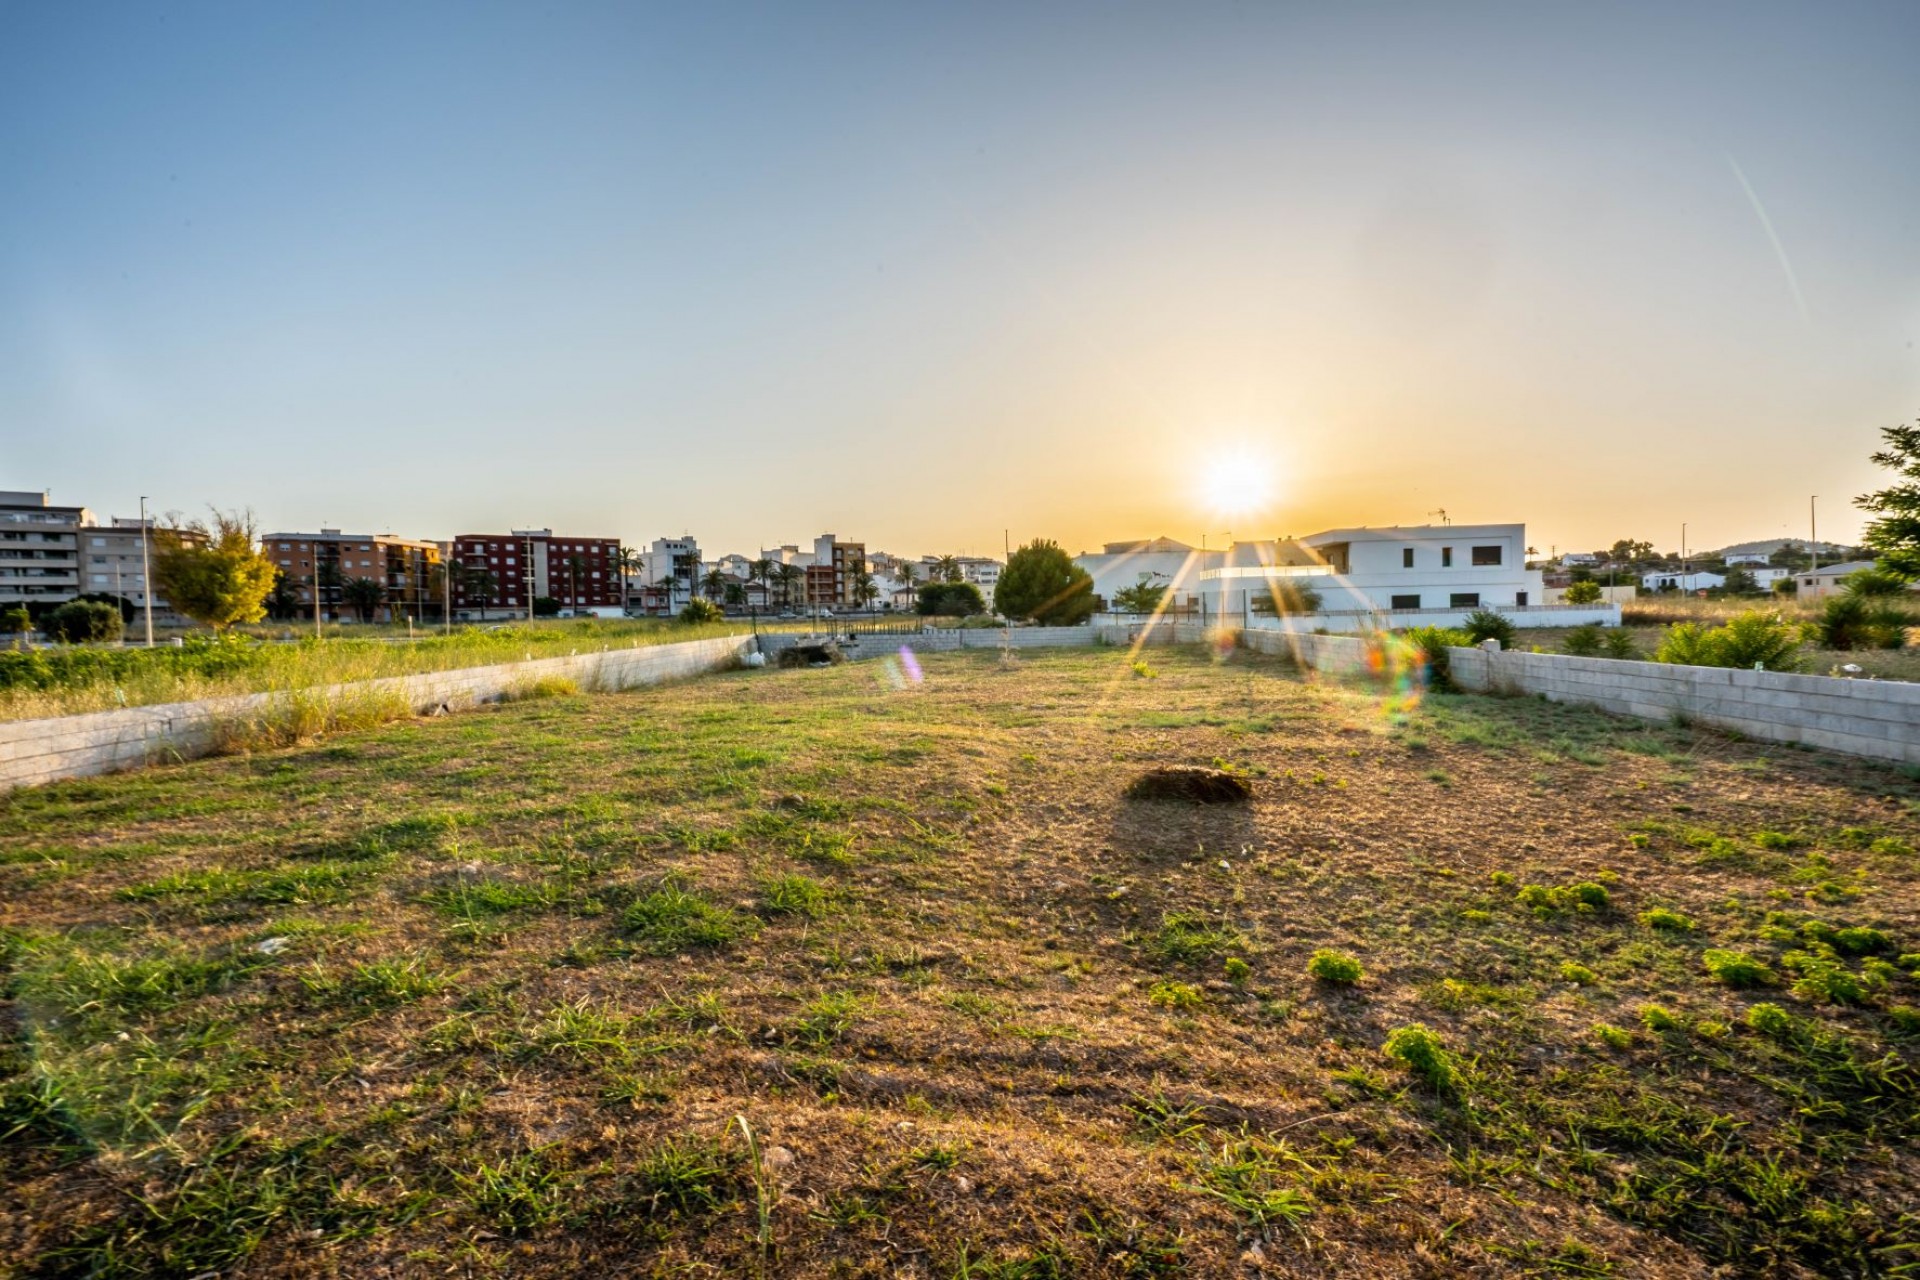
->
1 645 1916 1278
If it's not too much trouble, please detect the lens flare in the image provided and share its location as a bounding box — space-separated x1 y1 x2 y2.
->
1197 447 1275 516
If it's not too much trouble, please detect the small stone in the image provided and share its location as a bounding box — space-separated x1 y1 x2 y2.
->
764 1145 795 1169
253 936 291 955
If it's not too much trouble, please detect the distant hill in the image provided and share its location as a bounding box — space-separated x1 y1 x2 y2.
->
1709 537 1856 558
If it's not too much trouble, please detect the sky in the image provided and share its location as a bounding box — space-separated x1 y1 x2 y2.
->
4 1 1918 561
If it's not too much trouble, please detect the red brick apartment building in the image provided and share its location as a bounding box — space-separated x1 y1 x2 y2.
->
451 530 621 617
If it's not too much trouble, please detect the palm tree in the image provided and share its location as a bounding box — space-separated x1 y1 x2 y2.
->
469 566 497 621
615 544 642 613
895 561 918 611
852 569 880 610
341 576 387 624
701 567 728 601
566 555 587 612
933 554 962 584
724 581 746 610
776 563 804 611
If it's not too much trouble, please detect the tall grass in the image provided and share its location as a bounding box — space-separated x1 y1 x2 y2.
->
0 619 765 722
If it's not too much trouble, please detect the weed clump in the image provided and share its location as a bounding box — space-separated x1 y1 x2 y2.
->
1593 1023 1633 1049
1746 1002 1794 1037
757 874 826 917
1148 981 1205 1011
1702 949 1774 988
1639 907 1697 932
1382 1023 1456 1093
1639 1004 1682 1033
1306 949 1363 985
1516 881 1611 916
1124 766 1252 804
1559 962 1598 985
623 884 755 953
1142 912 1244 964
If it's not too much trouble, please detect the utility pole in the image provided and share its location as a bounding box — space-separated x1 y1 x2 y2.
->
442 553 451 635
526 535 535 621
1809 496 1818 577
138 495 154 647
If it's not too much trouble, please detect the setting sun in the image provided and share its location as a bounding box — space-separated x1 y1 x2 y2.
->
1198 447 1276 517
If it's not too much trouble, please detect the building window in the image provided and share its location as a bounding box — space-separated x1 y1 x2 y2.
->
1402 548 1414 568
1450 592 1480 608
1390 594 1421 609
1516 591 1529 606
1471 545 1502 566
1441 547 1453 568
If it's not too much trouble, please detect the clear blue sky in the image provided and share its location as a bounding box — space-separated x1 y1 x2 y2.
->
4 1 1917 558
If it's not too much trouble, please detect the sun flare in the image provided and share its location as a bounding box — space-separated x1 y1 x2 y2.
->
1197 447 1276 516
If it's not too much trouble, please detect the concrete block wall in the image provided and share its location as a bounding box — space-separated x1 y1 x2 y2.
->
0 633 754 792
1449 647 1920 765
759 626 1099 663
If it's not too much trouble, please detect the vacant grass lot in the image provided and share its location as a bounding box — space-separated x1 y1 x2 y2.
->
2 646 1916 1278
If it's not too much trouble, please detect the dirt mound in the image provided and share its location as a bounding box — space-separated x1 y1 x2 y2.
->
1123 765 1253 803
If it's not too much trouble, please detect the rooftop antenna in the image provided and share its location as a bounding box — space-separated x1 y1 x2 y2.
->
1428 508 1450 526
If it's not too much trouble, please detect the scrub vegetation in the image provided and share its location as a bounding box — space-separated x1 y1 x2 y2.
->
2 646 1916 1277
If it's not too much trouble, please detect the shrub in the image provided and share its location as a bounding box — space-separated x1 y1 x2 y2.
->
1602 629 1639 660
1461 609 1516 649
1702 949 1773 987
994 540 1095 625
1307 949 1363 985
1639 907 1696 932
916 581 987 618
1560 623 1605 657
1788 959 1866 1005
1382 1024 1455 1093
44 600 124 644
1838 566 1913 597
1564 579 1603 605
1745 1002 1793 1036
1404 626 1468 689
1810 592 1914 650
1655 611 1805 671
1517 881 1609 916
679 598 724 624
1256 580 1323 615
2 605 29 635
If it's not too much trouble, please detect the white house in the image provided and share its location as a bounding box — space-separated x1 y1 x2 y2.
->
1640 570 1725 593
1725 552 1774 566
1197 524 1546 619
1074 537 1220 611
1794 560 1883 598
635 536 701 613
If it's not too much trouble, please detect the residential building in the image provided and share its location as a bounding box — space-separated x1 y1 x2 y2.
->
0 491 88 608
262 529 443 622
1074 537 1218 612
449 530 620 617
806 534 866 608
917 555 1003 606
1724 552 1773 566
1641 570 1726 593
635 537 702 615
1794 560 1885 599
83 517 204 626
1198 524 1544 616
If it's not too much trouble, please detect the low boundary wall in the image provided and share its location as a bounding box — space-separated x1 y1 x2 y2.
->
758 626 1099 662
0 634 754 792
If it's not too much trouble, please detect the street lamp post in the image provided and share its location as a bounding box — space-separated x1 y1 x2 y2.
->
138 495 154 647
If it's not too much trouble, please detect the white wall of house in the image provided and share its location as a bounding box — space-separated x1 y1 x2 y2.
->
1198 524 1541 617
1640 570 1725 592
1073 543 1218 609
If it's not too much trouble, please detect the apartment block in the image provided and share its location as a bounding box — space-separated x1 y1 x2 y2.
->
0 491 88 607
260 529 442 622
82 517 204 625
805 533 866 607
634 537 701 615
452 530 621 617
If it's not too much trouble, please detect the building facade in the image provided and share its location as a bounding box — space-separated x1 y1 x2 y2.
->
1 491 88 609
805 534 866 608
634 537 702 615
261 529 442 623
1074 537 1218 612
1198 524 1544 617
450 531 620 617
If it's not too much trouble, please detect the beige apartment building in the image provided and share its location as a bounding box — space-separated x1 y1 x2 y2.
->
1 491 88 608
259 529 442 623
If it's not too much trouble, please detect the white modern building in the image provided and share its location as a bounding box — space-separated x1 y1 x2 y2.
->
1794 560 1886 599
1200 524 1541 615
1641 570 1725 593
1074 537 1219 611
635 536 701 613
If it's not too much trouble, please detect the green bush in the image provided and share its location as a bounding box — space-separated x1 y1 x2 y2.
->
1809 592 1913 651
1560 623 1605 657
1746 1002 1793 1036
1593 1022 1633 1049
916 581 988 617
1639 1004 1682 1032
1655 611 1805 671
1603 629 1638 660
1404 626 1468 689
44 600 124 644
1256 580 1323 615
1382 1023 1455 1093
1564 579 1603 605
1832 926 1892 955
1306 949 1363 984
0 630 263 693
1461 609 1516 649
1639 907 1696 932
678 598 724 624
